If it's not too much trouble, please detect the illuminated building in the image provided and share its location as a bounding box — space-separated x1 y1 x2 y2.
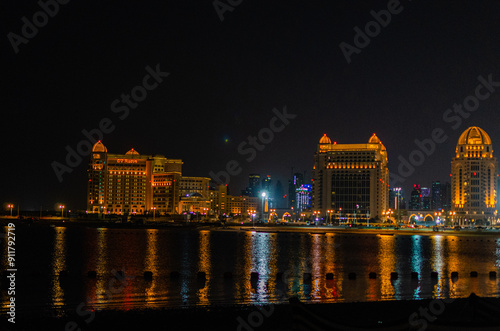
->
431 181 442 210
178 177 211 214
242 174 261 197
209 185 258 216
296 184 312 212
421 187 431 210
451 127 498 225
180 177 210 199
312 133 389 221
431 181 451 211
87 141 182 215
288 172 304 208
389 187 403 210
409 184 422 210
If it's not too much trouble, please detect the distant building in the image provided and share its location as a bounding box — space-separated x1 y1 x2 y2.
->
246 174 261 197
262 175 274 208
389 187 403 210
441 182 451 211
451 127 498 225
288 173 304 208
274 180 286 209
421 187 431 210
180 177 210 199
431 181 442 210
312 133 389 221
296 184 312 212
210 185 258 217
409 184 422 210
178 177 211 214
431 181 451 211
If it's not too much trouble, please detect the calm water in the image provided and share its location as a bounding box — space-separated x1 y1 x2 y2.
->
2 225 500 316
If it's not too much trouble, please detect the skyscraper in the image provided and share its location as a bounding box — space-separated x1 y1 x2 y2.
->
389 187 403 210
244 174 261 197
409 184 421 210
451 127 498 225
421 187 431 210
262 175 274 208
288 172 304 208
312 133 389 221
431 181 442 210
274 180 285 209
296 184 312 212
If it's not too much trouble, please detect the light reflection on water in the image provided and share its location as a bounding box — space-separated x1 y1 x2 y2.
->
2 226 500 314
50 227 66 315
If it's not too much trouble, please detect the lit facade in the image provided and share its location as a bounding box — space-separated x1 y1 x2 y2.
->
87 141 182 215
180 177 210 199
451 127 498 225
296 184 312 212
312 133 389 221
209 185 258 216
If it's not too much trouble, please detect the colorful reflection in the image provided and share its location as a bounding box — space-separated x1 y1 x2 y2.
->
11 227 500 314
50 227 67 315
144 229 161 307
196 230 211 305
377 235 396 300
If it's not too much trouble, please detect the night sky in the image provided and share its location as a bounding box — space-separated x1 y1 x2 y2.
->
2 0 500 211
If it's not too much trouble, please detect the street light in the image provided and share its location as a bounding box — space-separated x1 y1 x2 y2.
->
261 192 267 222
59 205 65 219
7 204 13 217
152 207 156 222
250 210 256 228
313 210 320 226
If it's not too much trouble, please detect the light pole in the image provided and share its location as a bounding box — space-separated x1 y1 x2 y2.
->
327 210 333 224
7 204 13 217
261 192 267 222
338 208 342 225
152 207 156 222
59 205 65 219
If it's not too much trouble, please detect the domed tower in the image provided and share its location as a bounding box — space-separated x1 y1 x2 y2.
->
318 133 333 152
451 127 498 226
87 141 108 213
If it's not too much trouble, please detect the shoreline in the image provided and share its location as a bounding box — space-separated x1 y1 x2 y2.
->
2 218 500 237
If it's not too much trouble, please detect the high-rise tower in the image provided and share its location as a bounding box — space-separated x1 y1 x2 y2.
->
451 127 498 225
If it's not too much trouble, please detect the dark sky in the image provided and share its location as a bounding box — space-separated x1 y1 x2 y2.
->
2 0 500 211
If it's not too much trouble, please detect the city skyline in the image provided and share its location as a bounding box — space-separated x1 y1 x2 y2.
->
3 1 500 211
0 127 495 212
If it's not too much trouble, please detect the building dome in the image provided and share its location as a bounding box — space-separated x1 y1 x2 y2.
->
368 133 380 144
455 127 493 158
457 126 492 146
92 141 107 153
125 148 139 155
319 134 332 144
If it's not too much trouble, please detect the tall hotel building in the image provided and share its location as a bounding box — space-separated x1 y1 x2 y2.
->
312 133 389 221
87 141 183 215
451 127 498 225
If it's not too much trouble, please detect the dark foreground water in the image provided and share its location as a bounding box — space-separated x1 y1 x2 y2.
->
1 225 500 317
